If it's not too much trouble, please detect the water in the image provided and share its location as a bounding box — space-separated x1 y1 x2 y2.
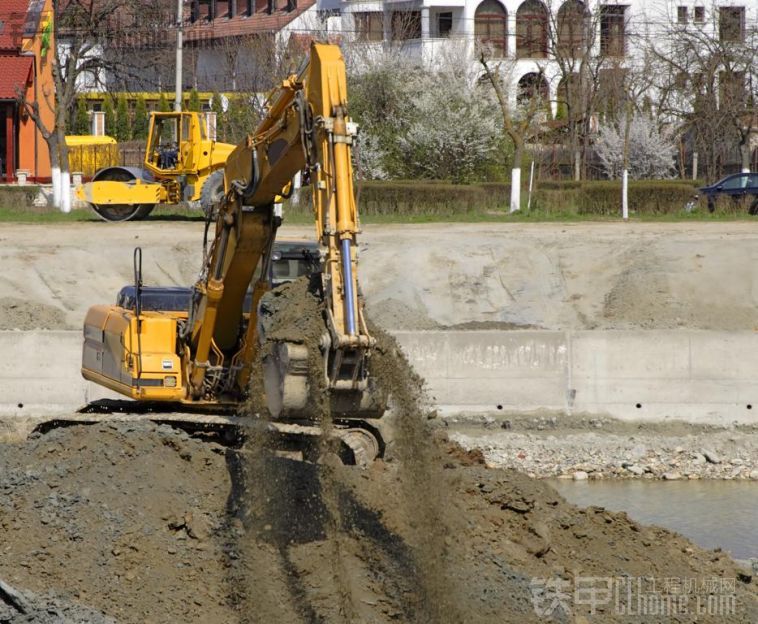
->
550 479 758 561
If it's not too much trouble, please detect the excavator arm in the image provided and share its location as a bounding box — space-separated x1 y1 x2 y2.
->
183 42 379 419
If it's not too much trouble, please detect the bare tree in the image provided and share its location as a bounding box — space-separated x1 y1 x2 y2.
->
645 1 757 177
545 0 596 179
17 0 171 211
479 52 546 212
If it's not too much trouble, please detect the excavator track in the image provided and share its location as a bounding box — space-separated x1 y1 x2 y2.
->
36 400 387 466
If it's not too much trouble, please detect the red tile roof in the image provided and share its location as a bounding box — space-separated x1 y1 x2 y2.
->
0 55 32 99
0 0 30 51
184 0 316 42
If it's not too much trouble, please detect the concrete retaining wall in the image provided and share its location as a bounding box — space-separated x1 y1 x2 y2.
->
394 330 758 424
1 329 757 426
0 331 118 418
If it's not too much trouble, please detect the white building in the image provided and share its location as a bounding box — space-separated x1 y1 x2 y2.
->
183 0 754 118
313 0 755 113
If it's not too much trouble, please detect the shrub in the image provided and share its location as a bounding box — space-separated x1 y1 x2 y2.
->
73 98 89 135
103 97 116 137
114 94 131 142
187 89 201 113
286 179 703 218
132 96 149 140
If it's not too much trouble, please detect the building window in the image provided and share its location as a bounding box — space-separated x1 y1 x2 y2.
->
600 5 627 56
475 0 507 57
355 12 383 41
391 11 421 40
236 0 253 16
192 0 216 21
516 0 549 59
693 6 705 22
438 12 453 37
719 7 745 42
596 67 628 116
517 72 549 105
676 6 687 23
557 0 589 57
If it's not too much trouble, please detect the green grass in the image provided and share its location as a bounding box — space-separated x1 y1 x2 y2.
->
0 204 94 223
0 202 753 224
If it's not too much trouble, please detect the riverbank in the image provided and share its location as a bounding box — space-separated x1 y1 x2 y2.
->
448 413 758 480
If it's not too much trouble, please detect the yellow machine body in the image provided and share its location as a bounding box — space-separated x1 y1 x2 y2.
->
75 111 236 221
77 178 166 206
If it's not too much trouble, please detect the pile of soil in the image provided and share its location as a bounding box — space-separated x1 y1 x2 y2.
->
1 423 756 623
0 578 115 623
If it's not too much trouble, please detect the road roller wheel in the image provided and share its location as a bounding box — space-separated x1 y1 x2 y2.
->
135 204 155 219
92 204 149 222
200 170 225 218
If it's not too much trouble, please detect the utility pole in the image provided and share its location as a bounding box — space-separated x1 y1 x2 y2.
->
175 0 183 112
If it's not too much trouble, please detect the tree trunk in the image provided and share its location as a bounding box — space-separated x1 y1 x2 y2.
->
739 140 751 174
56 122 71 213
49 134 61 209
621 102 632 220
510 142 523 213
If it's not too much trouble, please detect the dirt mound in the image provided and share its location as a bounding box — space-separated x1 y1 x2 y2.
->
0 578 115 623
0 423 237 624
1 423 756 623
0 298 69 330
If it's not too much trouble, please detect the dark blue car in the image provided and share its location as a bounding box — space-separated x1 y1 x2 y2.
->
699 172 758 214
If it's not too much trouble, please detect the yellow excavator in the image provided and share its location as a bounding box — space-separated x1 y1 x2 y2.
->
75 111 235 222
80 43 387 462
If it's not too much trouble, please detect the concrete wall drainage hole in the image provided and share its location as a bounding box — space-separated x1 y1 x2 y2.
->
17 403 23 409
635 403 642 409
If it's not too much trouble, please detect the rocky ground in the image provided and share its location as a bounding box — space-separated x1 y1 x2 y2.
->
449 413 758 480
1 422 757 624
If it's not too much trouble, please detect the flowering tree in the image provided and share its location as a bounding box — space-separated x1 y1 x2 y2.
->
595 115 676 179
396 72 500 183
348 57 502 183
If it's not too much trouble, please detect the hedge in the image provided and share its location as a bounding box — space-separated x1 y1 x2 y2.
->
0 185 40 209
288 179 703 216
576 181 699 215
291 181 503 216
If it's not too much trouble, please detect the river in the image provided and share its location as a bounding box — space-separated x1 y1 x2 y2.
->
550 480 758 561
